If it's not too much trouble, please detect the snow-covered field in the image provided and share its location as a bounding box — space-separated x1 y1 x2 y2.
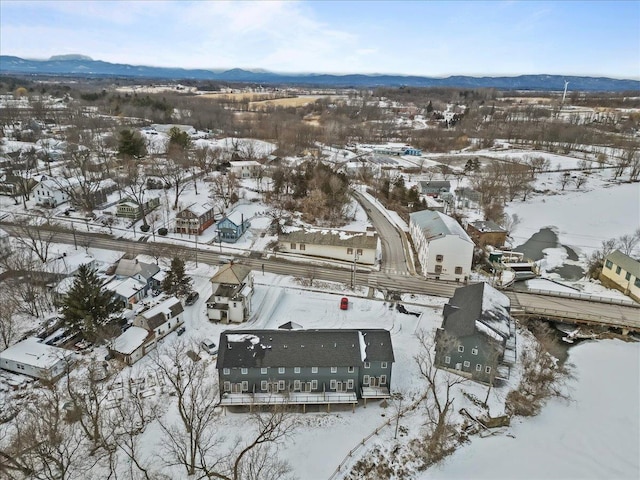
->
506 176 639 256
430 339 640 480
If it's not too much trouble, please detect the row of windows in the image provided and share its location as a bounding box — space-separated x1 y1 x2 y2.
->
223 378 363 393
457 345 478 355
434 265 464 274
222 364 387 375
444 356 491 374
605 260 640 286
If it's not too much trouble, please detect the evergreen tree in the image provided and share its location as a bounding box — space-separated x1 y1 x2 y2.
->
168 126 192 150
61 264 122 341
162 257 193 296
118 128 147 159
426 100 434 113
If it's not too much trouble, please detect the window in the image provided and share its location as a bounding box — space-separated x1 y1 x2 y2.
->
463 361 470 368
223 381 230 392
363 375 370 386
444 356 451 365
311 380 318 389
616 266 622 274
476 364 482 372
278 380 285 390
300 243 306 251
347 247 353 255
381 362 387 369
330 379 337 390
626 272 631 281
347 379 354 389
455 266 463 274
435 265 443 274
458 345 464 353
278 367 285 374
605 259 613 269
241 368 248 375
312 367 318 374
436 254 443 262
294 380 301 390
223 368 230 375
485 366 492 374
635 278 640 288
261 367 268 374
471 348 478 355
357 249 363 256
331 367 337 373
261 380 268 390
348 366 355 373
290 243 296 249
294 367 300 374
380 375 387 385
364 362 370 369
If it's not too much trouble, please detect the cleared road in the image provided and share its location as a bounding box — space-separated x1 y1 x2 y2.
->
351 190 413 275
4 225 639 332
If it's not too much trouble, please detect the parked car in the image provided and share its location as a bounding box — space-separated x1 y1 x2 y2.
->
200 339 218 355
185 291 199 306
340 297 349 310
176 326 186 336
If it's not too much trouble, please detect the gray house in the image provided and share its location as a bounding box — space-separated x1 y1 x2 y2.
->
115 258 161 294
434 283 516 384
419 180 451 197
216 329 394 411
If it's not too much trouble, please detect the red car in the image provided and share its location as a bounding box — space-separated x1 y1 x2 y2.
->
340 297 349 310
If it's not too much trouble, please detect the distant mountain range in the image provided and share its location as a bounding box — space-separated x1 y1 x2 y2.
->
1 55 639 92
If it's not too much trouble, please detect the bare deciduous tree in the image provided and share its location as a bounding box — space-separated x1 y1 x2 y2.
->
415 330 466 463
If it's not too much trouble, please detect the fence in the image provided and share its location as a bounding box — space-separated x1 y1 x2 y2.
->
327 392 428 480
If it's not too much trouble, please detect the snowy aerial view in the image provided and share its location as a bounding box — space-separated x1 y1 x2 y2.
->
0 1 639 480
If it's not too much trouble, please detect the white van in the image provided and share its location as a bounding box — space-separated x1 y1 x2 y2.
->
200 339 218 355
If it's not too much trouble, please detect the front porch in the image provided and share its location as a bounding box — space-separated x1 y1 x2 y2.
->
219 391 358 412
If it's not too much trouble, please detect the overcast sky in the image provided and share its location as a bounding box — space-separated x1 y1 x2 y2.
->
1 0 639 79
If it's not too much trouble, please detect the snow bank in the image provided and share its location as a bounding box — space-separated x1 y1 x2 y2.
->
430 339 640 480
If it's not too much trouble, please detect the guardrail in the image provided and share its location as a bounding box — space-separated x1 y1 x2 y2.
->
519 288 638 307
515 306 640 330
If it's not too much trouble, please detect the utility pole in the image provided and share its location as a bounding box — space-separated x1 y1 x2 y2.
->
351 251 359 289
71 222 77 250
195 233 199 267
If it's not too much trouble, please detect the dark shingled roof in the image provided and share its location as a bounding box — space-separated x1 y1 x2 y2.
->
216 329 394 369
441 283 511 340
279 230 378 249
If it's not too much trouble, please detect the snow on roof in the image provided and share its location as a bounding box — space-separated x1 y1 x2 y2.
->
410 210 473 243
111 327 149 355
481 283 510 315
0 337 73 369
105 277 146 298
475 320 504 342
279 228 377 249
179 202 215 217
469 220 506 233
44 252 94 276
140 296 182 320
229 160 261 167
225 211 248 226
227 334 261 344
358 331 367 363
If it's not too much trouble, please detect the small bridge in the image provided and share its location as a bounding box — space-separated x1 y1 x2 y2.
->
506 290 640 334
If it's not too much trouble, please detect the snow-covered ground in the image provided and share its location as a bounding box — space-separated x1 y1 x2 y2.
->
430 339 640 480
506 171 639 257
